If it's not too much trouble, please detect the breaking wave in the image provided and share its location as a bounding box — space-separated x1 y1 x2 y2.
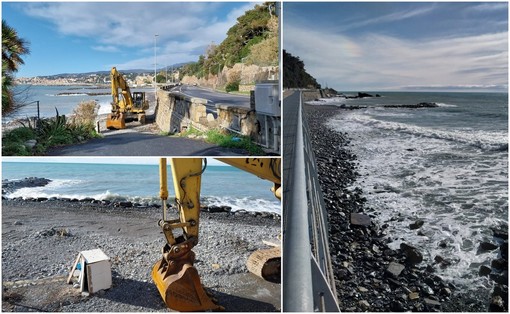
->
340 113 507 152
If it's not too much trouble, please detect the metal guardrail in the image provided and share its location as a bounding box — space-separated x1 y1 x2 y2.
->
283 91 340 312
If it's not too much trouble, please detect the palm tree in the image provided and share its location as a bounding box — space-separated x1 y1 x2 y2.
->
2 19 30 113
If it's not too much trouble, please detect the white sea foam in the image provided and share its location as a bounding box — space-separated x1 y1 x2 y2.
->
97 102 112 115
5 183 280 214
436 102 457 107
6 179 83 199
327 108 507 291
305 97 347 106
203 196 280 214
337 112 508 151
59 93 88 97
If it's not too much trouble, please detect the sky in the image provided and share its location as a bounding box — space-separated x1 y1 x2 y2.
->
284 2 508 92
2 2 258 77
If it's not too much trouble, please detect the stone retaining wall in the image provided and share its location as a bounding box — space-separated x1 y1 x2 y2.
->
239 84 255 92
156 90 215 133
156 90 259 139
302 90 323 101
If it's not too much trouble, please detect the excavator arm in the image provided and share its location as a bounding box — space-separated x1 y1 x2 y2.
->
110 67 134 113
152 158 281 311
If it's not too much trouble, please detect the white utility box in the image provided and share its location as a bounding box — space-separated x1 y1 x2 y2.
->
255 82 280 116
68 248 112 294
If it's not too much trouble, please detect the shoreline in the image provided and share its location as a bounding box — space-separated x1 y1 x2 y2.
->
304 103 498 312
1 177 281 219
1 197 281 312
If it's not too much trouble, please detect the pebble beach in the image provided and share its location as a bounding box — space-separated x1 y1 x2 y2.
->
304 104 507 312
1 191 281 312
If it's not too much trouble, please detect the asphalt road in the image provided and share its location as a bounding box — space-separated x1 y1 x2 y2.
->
46 132 246 156
171 85 250 112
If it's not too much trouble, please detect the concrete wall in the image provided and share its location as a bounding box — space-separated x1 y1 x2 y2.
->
302 90 322 102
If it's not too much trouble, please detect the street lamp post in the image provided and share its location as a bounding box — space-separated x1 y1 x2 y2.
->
154 34 159 98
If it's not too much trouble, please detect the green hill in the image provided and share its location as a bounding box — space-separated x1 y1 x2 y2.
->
283 50 320 89
180 2 278 80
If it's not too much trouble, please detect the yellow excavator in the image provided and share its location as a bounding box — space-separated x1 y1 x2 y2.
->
152 158 281 311
106 67 149 130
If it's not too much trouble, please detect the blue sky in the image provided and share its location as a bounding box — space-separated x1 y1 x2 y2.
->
3 2 258 77
284 2 508 92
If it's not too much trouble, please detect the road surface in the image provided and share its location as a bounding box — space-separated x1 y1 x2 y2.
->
170 85 250 113
46 131 246 156
46 121 247 156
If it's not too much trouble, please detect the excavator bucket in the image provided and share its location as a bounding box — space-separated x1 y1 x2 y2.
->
151 257 222 311
106 112 126 130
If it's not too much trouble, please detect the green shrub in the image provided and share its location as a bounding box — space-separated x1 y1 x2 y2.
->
225 81 239 92
2 141 31 156
2 107 100 155
205 129 263 155
3 127 36 143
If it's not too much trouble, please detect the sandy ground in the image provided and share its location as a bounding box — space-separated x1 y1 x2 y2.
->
1 199 281 312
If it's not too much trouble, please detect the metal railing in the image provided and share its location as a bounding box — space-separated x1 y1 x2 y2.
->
283 91 339 312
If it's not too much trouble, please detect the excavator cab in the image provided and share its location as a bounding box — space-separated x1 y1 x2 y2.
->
132 92 149 110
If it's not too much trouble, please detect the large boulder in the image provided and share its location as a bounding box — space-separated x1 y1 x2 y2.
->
400 243 423 265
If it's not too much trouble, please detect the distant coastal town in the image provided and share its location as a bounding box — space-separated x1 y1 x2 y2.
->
15 70 180 87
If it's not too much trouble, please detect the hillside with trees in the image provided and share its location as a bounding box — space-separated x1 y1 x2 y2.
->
180 2 278 83
283 50 320 89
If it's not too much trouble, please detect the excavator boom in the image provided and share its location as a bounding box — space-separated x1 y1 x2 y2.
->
152 158 221 311
151 158 281 311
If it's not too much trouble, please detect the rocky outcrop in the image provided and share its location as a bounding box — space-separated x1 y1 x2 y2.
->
2 177 51 195
383 102 438 108
181 63 278 89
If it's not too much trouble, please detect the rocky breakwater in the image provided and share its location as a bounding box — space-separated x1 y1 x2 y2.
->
2 177 281 221
304 104 485 312
2 177 52 196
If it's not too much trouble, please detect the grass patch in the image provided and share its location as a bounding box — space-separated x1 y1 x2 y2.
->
181 126 264 155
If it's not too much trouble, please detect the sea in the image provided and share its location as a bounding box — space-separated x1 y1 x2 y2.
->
1 160 281 215
4 85 154 122
310 91 508 292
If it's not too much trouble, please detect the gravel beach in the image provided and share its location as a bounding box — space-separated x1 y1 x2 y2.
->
1 196 281 312
304 104 506 312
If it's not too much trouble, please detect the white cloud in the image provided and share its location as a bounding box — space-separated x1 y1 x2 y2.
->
92 45 119 53
285 23 508 91
465 3 508 13
22 2 259 69
339 5 437 32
